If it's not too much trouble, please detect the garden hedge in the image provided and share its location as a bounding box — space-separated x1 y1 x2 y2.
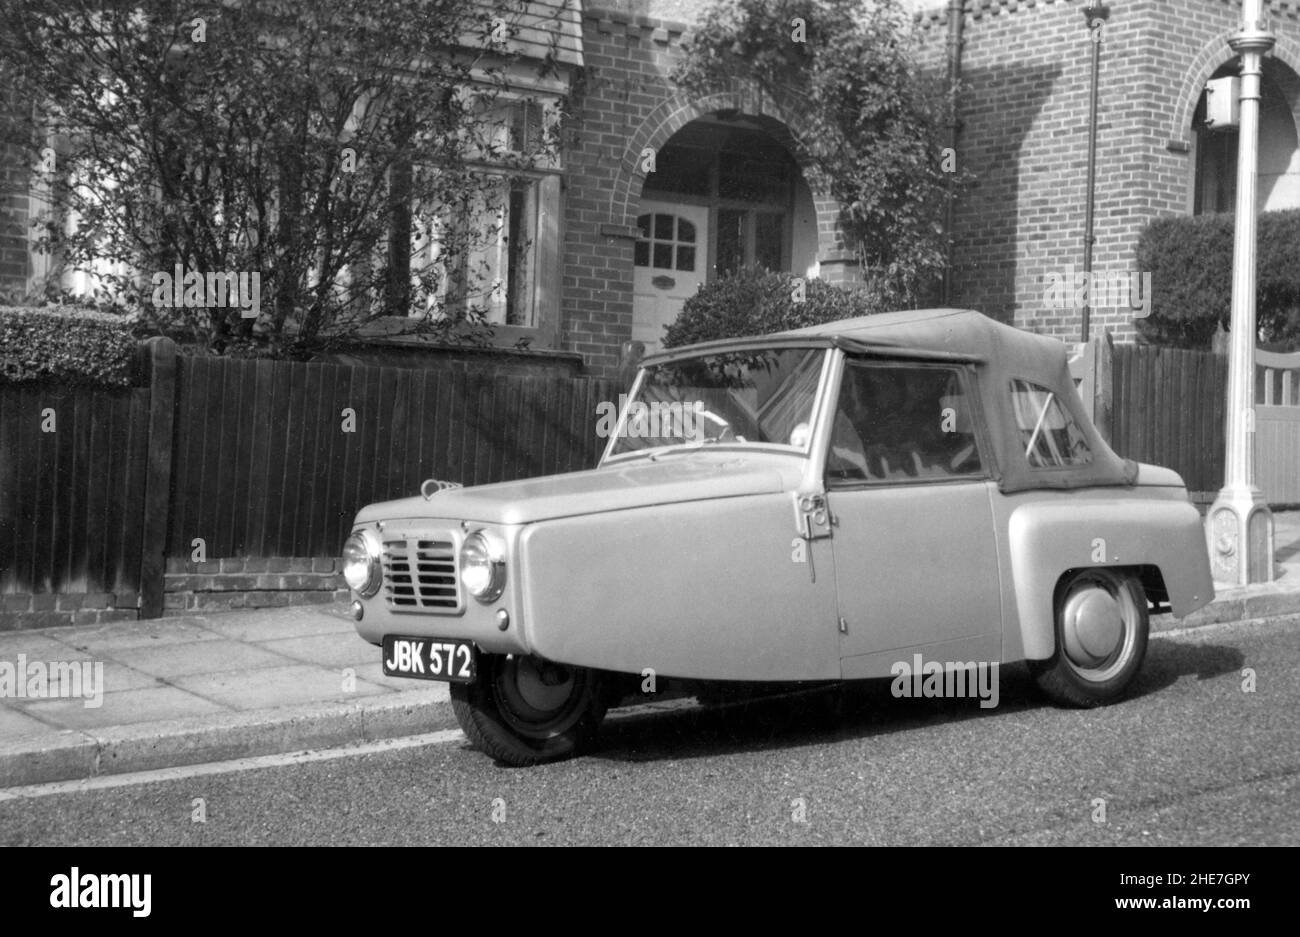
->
663 268 882 348
1135 209 1300 349
0 305 138 387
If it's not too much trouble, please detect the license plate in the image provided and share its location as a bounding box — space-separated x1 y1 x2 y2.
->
382 636 477 683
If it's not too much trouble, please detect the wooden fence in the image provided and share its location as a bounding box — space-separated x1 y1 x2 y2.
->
166 355 617 559
1075 337 1300 505
0 382 153 599
1 339 618 617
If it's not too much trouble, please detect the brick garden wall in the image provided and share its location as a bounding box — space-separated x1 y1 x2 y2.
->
162 557 347 617
0 593 138 630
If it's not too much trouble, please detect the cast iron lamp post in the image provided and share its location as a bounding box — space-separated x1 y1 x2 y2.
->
1206 0 1275 586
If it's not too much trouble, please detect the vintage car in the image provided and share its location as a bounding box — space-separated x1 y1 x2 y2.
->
343 309 1215 765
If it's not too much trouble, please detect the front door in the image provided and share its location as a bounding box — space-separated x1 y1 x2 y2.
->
632 201 709 353
824 359 1003 679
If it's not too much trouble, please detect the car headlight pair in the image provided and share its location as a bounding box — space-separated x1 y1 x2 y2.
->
342 528 505 604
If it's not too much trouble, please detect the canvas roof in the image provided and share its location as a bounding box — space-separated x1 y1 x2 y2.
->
645 308 1138 493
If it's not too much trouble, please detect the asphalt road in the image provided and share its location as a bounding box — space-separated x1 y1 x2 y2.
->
1 615 1298 847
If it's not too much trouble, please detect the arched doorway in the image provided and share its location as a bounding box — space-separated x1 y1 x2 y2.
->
1194 58 1300 214
631 114 818 351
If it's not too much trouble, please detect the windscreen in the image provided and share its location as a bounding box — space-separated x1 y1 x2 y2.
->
607 347 827 457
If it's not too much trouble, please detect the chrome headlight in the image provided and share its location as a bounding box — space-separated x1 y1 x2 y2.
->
342 530 382 597
459 530 506 603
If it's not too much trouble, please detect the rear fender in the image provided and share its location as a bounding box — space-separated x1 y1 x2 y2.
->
1006 500 1214 661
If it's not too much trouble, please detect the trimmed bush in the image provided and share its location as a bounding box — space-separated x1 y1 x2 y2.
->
0 305 139 387
663 268 882 348
1135 210 1300 349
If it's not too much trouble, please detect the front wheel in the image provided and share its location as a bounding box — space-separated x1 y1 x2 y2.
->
1030 567 1149 707
450 654 606 766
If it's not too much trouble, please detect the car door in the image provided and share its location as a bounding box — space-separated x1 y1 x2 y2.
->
826 359 1003 679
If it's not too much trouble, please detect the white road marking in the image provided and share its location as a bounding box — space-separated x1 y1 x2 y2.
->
0 728 465 801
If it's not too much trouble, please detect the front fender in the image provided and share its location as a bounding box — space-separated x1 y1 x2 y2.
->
1006 499 1214 661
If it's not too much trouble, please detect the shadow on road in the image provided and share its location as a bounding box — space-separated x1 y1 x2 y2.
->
585 641 1246 765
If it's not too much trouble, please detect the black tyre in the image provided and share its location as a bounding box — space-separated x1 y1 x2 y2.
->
450 654 606 766
1031 567 1149 707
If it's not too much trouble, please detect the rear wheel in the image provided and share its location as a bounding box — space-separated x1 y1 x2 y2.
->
450 654 606 766
1031 567 1149 707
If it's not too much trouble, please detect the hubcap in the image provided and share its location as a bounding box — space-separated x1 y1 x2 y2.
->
1060 575 1135 681
493 655 587 739
510 657 574 713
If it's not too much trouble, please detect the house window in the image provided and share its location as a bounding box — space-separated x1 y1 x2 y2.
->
392 96 560 336
410 175 541 327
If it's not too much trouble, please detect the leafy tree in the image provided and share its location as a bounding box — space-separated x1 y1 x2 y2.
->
673 0 964 308
0 0 564 356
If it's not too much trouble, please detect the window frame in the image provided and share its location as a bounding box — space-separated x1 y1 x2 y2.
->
823 358 992 489
391 90 564 349
1008 377 1095 471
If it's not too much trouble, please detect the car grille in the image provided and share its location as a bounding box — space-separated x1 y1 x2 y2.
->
381 538 461 612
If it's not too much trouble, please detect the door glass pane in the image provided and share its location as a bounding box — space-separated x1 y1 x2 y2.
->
829 364 985 483
755 212 783 271
653 243 673 269
716 209 746 277
676 246 695 271
654 214 674 240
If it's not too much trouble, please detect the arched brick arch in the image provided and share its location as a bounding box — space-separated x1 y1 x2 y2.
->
1171 30 1300 139
604 79 829 230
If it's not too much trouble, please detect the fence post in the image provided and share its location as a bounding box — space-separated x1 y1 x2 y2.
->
137 337 178 619
1094 330 1114 444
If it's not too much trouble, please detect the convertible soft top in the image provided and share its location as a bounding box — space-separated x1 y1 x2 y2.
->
645 308 1138 494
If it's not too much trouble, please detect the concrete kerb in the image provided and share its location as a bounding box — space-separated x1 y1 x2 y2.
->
0 689 452 788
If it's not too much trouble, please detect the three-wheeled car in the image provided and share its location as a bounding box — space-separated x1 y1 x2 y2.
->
343 309 1214 765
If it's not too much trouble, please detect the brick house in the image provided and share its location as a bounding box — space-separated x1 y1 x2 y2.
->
5 0 1300 376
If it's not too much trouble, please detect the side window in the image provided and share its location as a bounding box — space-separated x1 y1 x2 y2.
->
826 362 984 484
1010 379 1093 468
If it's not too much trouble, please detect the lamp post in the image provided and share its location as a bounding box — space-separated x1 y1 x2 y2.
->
1206 0 1275 586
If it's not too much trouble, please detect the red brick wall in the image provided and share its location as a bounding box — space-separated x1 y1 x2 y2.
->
915 0 1300 343
162 557 347 617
